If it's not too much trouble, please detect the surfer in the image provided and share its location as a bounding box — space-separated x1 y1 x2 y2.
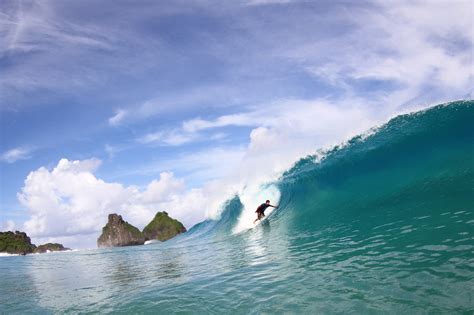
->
253 200 278 224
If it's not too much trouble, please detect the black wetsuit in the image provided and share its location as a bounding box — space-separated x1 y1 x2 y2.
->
256 203 271 213
255 203 271 219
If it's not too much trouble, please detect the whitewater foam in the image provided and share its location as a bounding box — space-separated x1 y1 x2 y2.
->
0 252 19 257
144 240 159 245
232 184 281 234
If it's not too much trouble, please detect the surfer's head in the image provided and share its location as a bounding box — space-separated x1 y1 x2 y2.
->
266 200 270 204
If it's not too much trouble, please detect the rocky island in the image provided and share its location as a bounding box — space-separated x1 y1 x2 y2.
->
0 231 70 255
97 211 186 248
0 231 36 255
35 243 70 253
97 213 146 248
143 211 187 241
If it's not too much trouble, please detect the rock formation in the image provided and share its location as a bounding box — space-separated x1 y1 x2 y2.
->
143 211 187 241
0 231 36 255
97 213 145 248
0 231 71 255
34 243 70 253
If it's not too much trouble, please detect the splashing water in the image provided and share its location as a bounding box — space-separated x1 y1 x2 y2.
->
232 184 281 234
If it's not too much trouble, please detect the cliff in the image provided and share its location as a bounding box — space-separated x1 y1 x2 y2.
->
35 243 70 253
143 211 187 241
97 213 145 248
0 231 36 255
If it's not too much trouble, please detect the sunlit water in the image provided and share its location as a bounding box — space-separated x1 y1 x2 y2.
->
1 101 473 314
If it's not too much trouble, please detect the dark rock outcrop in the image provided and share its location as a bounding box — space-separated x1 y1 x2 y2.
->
97 214 145 248
143 211 187 242
34 243 70 253
0 231 70 255
0 231 36 255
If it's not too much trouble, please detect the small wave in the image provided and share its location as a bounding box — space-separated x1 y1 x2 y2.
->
144 240 159 245
0 252 20 257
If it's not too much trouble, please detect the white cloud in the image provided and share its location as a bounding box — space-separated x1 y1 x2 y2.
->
234 99 380 186
138 130 197 146
182 112 261 133
54 157 101 173
111 145 247 188
18 159 210 248
138 131 162 143
157 146 247 185
108 109 127 126
0 1 117 99
106 85 242 126
1 2 113 54
141 172 185 204
292 0 473 107
210 132 228 141
136 111 258 147
104 144 121 159
3 0 471 114
142 98 369 148
137 116 239 146
1 147 32 163
162 132 196 146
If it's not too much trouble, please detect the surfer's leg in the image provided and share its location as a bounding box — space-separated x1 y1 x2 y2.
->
254 212 262 224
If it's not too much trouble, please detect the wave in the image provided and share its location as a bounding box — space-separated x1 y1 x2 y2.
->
187 100 474 238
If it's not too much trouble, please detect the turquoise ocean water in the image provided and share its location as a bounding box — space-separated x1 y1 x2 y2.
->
1 101 473 314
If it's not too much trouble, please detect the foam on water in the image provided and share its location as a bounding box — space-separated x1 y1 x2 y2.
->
144 240 159 245
0 252 19 257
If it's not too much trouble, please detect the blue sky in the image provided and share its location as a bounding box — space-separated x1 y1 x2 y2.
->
0 0 472 248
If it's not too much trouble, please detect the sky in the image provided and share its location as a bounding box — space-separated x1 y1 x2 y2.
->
0 0 472 249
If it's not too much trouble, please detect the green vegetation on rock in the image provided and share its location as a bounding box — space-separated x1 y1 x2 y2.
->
124 222 143 238
143 211 186 241
0 231 36 255
0 231 70 255
35 243 70 253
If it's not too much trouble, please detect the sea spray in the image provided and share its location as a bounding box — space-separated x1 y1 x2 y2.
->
233 184 281 234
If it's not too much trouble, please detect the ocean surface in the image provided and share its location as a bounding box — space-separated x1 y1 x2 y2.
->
1 101 473 314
